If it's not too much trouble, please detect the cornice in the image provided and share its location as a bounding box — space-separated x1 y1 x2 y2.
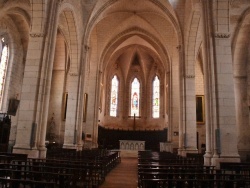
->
214 32 231 38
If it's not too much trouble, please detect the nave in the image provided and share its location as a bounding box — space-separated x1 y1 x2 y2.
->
99 157 138 188
0 149 250 187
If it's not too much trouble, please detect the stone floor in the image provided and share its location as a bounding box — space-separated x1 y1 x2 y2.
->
99 157 138 188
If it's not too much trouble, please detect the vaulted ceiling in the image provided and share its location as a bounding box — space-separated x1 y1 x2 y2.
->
88 0 181 78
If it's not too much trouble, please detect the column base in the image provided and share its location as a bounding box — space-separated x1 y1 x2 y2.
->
63 144 76 149
178 147 198 157
12 146 39 158
76 144 83 151
238 149 250 162
203 151 212 166
38 145 47 158
211 154 240 169
83 140 97 149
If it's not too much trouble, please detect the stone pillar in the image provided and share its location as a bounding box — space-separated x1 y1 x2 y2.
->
13 1 59 158
75 50 88 151
210 0 240 167
182 76 198 155
37 3 59 158
235 76 250 161
12 34 45 158
201 0 215 166
201 0 240 167
63 74 79 149
82 35 100 149
177 47 185 156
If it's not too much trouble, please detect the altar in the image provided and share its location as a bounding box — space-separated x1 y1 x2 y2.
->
119 140 145 157
119 140 145 150
160 142 173 152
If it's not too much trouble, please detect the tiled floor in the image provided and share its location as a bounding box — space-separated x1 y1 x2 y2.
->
99 157 138 188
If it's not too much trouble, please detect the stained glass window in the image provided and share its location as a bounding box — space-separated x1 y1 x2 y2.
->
153 76 160 118
110 75 119 116
131 78 140 116
0 37 9 108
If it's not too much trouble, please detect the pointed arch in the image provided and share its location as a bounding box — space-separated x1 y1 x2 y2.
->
0 37 9 109
152 75 160 118
110 75 119 117
58 3 79 75
131 77 140 116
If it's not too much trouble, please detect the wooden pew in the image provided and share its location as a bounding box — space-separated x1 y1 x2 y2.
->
0 149 120 187
137 151 250 188
0 177 56 188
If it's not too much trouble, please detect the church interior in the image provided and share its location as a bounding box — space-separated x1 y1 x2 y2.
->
0 0 250 187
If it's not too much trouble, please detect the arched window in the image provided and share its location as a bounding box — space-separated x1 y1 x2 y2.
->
110 75 119 116
152 76 160 118
0 37 9 108
131 78 140 116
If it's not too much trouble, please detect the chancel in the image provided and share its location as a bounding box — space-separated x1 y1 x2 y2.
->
0 0 250 187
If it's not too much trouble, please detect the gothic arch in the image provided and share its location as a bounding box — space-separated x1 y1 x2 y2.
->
232 7 250 77
84 0 183 52
232 7 250 159
0 13 29 112
58 3 80 75
100 29 171 75
185 7 202 77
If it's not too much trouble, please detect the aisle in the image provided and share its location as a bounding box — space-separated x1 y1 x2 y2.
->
99 157 138 188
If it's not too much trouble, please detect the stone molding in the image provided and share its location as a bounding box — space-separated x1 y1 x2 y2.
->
230 0 240 5
214 32 231 38
69 72 78 76
234 75 247 79
185 75 195 79
30 33 44 38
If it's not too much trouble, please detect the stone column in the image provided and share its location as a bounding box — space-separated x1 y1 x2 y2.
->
82 43 100 148
201 0 215 166
12 34 45 158
235 76 250 160
210 0 240 167
37 2 59 158
182 75 198 155
13 1 60 158
63 74 79 149
75 48 88 151
201 0 240 167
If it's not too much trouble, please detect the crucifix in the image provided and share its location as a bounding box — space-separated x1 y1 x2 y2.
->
129 113 141 130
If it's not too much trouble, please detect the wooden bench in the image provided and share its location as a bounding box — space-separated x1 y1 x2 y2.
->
137 151 250 188
0 149 120 187
0 177 56 188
